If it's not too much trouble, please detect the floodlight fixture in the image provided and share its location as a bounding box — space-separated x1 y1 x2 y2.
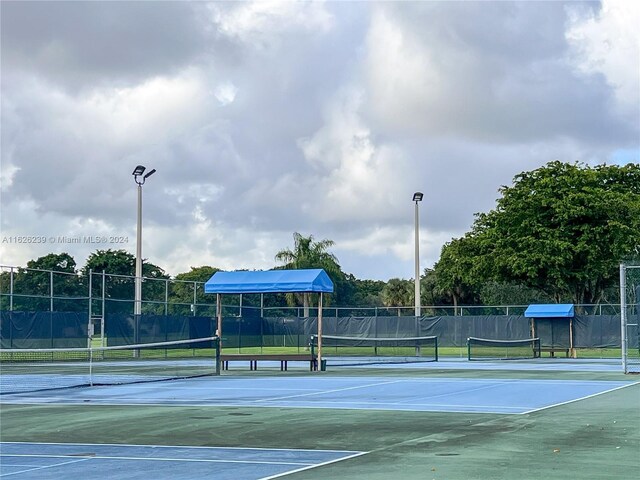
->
413 192 423 202
143 168 156 180
132 165 146 176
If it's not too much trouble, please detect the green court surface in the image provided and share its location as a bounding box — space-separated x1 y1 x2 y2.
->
1 360 639 479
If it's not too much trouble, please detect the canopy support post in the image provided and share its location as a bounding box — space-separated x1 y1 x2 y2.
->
317 292 323 371
216 293 222 350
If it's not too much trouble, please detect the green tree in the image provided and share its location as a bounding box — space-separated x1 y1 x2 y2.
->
478 281 552 309
82 249 168 314
469 161 640 305
344 274 385 307
7 253 83 311
420 268 451 312
433 237 481 311
275 232 344 316
170 266 221 315
381 278 412 315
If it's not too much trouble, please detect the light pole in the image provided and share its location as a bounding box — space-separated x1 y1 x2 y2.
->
413 192 423 317
132 165 156 317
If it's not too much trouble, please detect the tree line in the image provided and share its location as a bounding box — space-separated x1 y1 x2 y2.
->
1 161 639 313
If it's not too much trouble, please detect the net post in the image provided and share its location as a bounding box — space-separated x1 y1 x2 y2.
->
434 336 438 361
89 346 94 386
467 338 471 361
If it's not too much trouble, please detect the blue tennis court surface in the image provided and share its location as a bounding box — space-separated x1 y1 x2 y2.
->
2 376 635 415
0 442 365 479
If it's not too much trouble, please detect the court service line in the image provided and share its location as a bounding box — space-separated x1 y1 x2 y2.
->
1 441 361 454
520 381 640 415
3 453 312 466
0 457 90 477
252 379 405 402
258 451 369 480
309 399 524 411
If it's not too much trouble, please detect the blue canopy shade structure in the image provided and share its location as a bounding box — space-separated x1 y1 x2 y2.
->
204 269 334 294
524 304 574 318
205 269 333 370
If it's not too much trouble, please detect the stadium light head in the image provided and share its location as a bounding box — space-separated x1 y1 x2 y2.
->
143 168 156 180
413 192 423 202
132 165 146 176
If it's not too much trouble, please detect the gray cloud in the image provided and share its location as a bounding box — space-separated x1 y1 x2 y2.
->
1 1 212 91
1 1 637 281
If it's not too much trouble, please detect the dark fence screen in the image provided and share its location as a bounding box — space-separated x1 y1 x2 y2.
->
0 311 88 348
1 312 627 350
104 314 215 346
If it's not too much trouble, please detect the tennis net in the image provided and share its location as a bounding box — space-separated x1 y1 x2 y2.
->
467 337 541 361
310 334 438 365
0 336 220 394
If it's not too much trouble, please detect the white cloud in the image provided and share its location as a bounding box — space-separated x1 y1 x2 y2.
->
210 0 334 46
213 82 238 106
566 0 640 116
84 70 211 145
298 87 413 223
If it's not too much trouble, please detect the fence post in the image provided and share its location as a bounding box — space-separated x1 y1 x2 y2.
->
101 271 106 347
50 270 54 312
10 266 14 311
88 269 93 348
193 281 197 316
165 279 169 316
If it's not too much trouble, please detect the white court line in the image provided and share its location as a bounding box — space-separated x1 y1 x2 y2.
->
520 381 640 414
252 379 405 402
0 457 90 477
298 399 525 411
258 451 369 480
1 454 310 466
1 441 362 454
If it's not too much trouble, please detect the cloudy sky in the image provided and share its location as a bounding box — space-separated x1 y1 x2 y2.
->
1 1 638 281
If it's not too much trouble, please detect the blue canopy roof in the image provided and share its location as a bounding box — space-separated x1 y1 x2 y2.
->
204 269 334 294
524 304 574 318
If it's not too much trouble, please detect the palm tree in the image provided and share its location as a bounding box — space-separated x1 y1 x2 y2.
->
381 278 412 316
275 232 340 317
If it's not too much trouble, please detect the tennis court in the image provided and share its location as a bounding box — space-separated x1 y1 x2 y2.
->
0 442 364 479
1 373 634 415
2 353 639 480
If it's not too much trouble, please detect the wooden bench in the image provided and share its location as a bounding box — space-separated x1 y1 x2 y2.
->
220 354 317 371
540 347 570 358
